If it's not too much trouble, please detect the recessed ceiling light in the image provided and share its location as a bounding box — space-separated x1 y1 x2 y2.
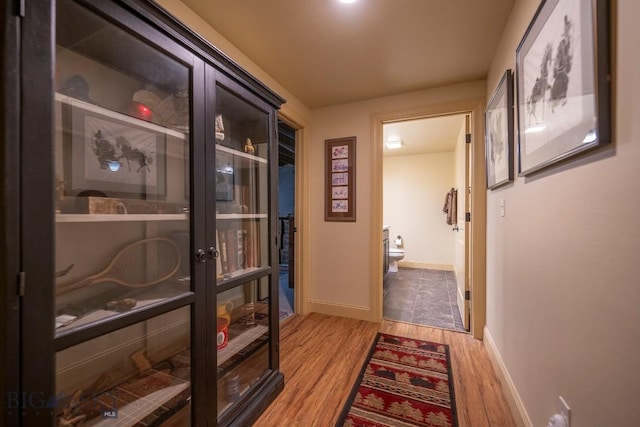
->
385 140 403 150
338 0 358 4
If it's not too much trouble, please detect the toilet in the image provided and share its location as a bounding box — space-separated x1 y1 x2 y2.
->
389 247 405 263
388 247 405 272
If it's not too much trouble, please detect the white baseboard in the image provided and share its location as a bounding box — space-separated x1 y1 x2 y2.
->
397 261 454 271
483 326 533 427
307 299 374 321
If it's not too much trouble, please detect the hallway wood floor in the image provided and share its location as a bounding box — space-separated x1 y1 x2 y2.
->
255 313 515 427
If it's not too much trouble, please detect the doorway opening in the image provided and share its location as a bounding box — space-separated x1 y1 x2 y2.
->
277 120 296 322
382 113 470 332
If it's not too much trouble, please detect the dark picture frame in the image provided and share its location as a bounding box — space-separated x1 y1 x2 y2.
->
325 136 356 222
485 69 515 189
62 98 167 200
516 0 611 176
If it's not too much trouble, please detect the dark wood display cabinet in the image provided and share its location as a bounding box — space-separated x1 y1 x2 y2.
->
1 0 284 425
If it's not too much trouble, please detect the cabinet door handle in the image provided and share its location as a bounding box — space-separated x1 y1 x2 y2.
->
195 249 207 263
207 246 219 259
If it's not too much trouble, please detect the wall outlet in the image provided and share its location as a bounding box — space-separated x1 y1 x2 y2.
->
559 396 571 426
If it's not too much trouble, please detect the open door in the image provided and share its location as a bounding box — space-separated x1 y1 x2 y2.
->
277 120 296 320
287 215 295 288
455 115 472 331
460 115 472 330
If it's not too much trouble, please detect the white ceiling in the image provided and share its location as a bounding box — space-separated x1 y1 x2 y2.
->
181 0 515 109
383 114 466 157
180 0 513 156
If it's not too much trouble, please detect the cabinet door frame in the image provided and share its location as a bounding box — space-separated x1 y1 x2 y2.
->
2 1 28 426
206 68 282 425
19 0 204 424
14 0 284 425
20 1 56 424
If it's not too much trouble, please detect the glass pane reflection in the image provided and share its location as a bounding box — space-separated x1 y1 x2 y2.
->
54 0 192 335
55 307 191 425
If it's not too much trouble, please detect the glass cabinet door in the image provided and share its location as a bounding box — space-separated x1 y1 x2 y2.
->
53 0 195 424
212 82 274 420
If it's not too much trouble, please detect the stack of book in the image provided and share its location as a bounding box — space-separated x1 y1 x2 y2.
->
216 223 261 276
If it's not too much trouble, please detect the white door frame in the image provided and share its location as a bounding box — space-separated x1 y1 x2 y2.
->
370 97 487 339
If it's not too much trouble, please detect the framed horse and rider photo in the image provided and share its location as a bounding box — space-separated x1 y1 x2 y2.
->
60 96 167 200
515 0 611 176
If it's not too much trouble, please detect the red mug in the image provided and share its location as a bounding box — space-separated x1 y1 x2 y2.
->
217 317 229 350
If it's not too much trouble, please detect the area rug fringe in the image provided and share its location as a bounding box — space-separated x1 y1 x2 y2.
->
336 332 458 427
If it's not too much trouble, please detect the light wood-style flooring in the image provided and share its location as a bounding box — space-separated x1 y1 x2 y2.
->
254 313 515 427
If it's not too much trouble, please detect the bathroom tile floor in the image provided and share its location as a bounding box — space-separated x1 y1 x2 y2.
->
383 267 466 332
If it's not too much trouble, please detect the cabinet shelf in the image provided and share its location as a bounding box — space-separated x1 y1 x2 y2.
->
217 300 270 379
56 213 188 223
84 374 189 427
216 213 267 220
55 280 190 334
217 324 269 369
56 352 192 427
55 92 187 140
216 143 267 164
216 267 270 292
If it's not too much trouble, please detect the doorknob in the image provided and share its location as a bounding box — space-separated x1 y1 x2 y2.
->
195 249 207 263
207 246 219 259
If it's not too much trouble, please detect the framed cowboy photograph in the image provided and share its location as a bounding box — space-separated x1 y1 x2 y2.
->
515 0 611 176
61 96 167 200
485 69 514 189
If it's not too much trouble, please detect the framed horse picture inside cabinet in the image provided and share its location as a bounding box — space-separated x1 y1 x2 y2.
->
515 0 611 176
60 94 169 200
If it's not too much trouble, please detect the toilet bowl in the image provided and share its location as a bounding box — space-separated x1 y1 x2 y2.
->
388 247 405 272
389 247 405 262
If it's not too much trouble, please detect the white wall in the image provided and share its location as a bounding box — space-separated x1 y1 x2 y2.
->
156 0 310 128
383 152 455 265
485 0 640 425
308 81 486 317
124 3 640 424
152 1 487 321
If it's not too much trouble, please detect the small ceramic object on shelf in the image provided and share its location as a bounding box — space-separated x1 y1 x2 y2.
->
215 114 225 141
244 138 255 154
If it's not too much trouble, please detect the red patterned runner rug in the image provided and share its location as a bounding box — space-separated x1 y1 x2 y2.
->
336 333 458 427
